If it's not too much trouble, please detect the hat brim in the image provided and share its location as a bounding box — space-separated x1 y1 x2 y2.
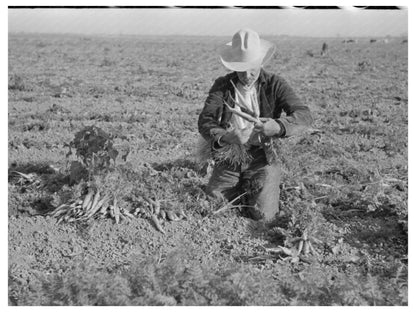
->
219 39 275 72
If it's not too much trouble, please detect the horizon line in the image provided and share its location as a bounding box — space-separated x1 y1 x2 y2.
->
8 31 408 39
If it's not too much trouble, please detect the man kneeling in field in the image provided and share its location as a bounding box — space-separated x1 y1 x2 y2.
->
198 29 313 221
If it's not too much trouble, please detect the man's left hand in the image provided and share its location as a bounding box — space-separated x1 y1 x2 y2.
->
254 118 281 137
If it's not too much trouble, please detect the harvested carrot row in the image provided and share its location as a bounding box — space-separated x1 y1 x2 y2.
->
265 228 322 263
49 190 190 226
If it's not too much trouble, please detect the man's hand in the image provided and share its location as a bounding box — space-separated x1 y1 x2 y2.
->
220 126 252 145
254 118 281 137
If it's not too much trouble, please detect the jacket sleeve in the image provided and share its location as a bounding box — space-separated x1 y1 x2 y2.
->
198 77 228 142
273 76 313 137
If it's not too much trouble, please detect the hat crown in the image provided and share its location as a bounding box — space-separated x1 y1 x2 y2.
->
220 28 274 72
230 29 261 62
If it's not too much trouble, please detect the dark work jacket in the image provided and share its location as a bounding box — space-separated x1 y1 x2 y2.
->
198 69 313 145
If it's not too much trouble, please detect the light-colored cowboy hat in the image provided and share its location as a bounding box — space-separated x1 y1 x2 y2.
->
219 28 275 72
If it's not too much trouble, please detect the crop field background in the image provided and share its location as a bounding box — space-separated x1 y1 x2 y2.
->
8 33 408 305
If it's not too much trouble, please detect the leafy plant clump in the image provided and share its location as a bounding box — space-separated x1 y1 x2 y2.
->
66 125 129 178
195 136 253 168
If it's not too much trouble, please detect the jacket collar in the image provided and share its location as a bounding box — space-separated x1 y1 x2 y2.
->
258 68 268 85
225 68 272 116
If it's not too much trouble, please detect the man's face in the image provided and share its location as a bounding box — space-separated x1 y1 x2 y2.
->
237 66 261 87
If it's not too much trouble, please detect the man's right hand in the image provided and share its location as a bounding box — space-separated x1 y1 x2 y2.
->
220 127 252 145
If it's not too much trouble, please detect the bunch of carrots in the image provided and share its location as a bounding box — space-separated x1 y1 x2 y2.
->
49 188 133 224
48 188 187 233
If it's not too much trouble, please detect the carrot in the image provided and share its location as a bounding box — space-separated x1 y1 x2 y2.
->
54 203 69 211
51 205 69 217
280 246 294 256
74 209 84 218
266 246 293 256
308 242 318 256
151 214 165 234
147 202 154 214
113 198 120 224
175 212 184 221
109 204 115 219
99 200 109 214
296 240 304 256
166 210 177 221
177 209 187 220
223 101 260 124
82 189 94 210
120 207 134 219
301 230 308 241
84 197 94 214
303 240 310 255
144 197 156 214
87 190 100 214
119 213 126 221
69 201 79 208
87 193 109 218
153 200 161 215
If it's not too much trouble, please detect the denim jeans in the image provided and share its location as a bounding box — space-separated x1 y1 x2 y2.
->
205 147 281 221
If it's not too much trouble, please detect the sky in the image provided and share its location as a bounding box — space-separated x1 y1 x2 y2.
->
8 7 408 37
